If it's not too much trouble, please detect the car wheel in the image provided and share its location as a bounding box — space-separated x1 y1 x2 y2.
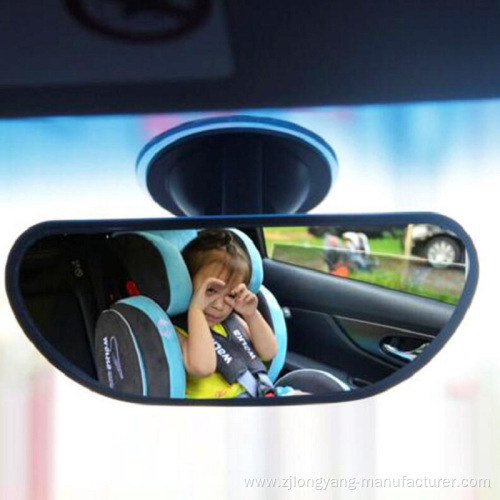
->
423 236 460 268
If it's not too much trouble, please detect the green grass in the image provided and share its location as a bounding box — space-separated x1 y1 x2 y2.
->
263 226 322 256
368 237 403 255
349 268 461 305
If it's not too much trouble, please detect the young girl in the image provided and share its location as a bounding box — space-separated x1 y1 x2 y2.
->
173 229 299 399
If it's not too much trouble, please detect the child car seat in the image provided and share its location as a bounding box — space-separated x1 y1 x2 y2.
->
94 229 351 398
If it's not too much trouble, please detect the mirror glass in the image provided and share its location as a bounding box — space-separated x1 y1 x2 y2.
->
7 215 476 404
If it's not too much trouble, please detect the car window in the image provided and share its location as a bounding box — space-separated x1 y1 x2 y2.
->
263 225 467 305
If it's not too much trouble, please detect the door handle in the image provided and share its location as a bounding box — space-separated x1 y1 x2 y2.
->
381 341 429 362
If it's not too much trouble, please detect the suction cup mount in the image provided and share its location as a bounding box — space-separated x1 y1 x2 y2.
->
136 115 338 216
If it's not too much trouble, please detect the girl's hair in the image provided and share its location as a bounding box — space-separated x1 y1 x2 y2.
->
182 229 251 285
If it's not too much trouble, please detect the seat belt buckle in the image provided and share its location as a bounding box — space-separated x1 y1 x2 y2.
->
256 372 277 398
258 384 277 398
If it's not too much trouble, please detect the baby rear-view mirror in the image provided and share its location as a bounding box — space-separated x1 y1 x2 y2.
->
4 116 478 405
5 213 478 406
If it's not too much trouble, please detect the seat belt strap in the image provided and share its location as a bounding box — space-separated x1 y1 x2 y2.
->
236 371 259 397
174 312 277 397
222 314 277 397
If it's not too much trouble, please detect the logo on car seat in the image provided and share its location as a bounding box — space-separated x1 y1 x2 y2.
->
103 336 124 387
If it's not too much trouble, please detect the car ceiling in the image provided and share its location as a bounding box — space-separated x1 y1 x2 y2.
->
2 1 500 118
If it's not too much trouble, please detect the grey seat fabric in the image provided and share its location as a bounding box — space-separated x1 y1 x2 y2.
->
276 369 351 394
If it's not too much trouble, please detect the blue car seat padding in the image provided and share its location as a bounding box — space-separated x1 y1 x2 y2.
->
258 285 287 383
227 228 264 294
152 229 198 252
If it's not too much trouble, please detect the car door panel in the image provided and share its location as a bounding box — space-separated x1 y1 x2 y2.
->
284 307 398 385
263 258 454 384
336 317 434 368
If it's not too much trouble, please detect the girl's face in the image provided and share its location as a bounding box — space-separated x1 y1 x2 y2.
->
192 261 245 326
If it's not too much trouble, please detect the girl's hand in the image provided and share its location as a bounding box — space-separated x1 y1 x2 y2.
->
190 277 226 311
225 284 258 320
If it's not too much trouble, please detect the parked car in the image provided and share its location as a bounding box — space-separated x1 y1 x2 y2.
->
405 224 465 268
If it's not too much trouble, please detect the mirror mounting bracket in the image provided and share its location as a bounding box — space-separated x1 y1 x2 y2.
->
136 115 339 216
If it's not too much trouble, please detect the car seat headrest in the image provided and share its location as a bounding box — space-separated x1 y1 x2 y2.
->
110 232 192 316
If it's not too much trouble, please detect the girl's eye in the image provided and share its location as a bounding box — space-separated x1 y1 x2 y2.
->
228 294 236 299
206 288 216 294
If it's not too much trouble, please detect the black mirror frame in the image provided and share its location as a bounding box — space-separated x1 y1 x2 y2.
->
5 212 479 406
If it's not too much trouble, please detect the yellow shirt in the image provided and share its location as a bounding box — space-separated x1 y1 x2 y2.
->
174 322 247 399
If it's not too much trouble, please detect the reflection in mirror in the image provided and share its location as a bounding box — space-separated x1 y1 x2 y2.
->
10 217 473 404
266 224 467 306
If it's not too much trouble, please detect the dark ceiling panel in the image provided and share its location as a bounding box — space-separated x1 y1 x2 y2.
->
1 1 500 117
